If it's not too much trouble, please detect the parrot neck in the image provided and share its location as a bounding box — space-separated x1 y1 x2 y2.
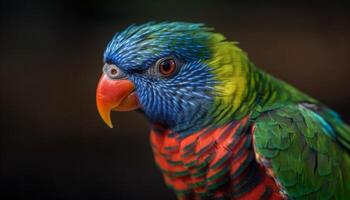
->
204 39 316 131
252 68 317 113
208 61 316 129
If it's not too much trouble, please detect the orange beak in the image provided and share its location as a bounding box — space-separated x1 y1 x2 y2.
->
96 74 140 128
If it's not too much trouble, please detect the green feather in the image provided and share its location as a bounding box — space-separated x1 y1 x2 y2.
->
254 105 350 199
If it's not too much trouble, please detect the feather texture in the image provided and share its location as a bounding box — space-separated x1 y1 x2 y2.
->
101 22 350 199
253 104 350 199
150 117 284 199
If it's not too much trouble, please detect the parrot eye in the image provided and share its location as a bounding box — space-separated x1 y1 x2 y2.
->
110 68 117 75
103 64 126 79
156 57 178 77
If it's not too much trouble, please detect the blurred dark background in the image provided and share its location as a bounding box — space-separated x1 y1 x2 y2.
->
1 0 349 199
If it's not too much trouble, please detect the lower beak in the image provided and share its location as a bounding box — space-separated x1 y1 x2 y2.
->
96 74 140 128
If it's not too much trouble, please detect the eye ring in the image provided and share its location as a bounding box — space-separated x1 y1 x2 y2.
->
156 57 179 77
103 64 126 79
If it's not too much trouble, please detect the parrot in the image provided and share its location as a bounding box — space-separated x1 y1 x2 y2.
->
95 22 350 200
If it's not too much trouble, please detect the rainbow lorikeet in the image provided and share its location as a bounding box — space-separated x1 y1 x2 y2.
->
96 22 350 200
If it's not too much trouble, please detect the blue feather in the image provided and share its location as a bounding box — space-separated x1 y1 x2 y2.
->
103 22 218 134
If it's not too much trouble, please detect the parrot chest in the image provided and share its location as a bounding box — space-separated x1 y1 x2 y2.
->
149 117 284 199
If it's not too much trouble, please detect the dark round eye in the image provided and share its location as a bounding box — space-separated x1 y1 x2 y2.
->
110 68 117 75
158 58 177 77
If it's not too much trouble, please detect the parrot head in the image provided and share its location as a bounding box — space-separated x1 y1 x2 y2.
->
96 22 252 135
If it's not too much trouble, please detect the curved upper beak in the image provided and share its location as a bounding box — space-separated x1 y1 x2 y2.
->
96 74 140 128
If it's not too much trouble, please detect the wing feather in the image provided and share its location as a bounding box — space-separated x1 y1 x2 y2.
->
253 104 350 199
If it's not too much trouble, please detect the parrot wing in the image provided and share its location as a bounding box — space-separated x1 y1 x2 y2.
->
252 103 350 199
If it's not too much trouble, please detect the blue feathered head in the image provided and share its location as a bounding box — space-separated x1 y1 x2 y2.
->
97 22 248 135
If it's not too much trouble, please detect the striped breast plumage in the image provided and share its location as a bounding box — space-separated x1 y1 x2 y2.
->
150 116 285 200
